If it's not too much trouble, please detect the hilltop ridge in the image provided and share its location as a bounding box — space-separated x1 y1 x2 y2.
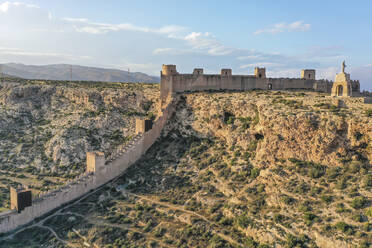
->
0 63 160 83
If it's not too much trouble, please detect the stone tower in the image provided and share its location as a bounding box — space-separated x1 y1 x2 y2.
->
161 64 178 76
331 61 352 97
135 118 153 134
254 67 266 78
193 68 204 75
160 65 178 104
221 69 232 76
86 151 105 174
301 69 316 80
10 187 32 212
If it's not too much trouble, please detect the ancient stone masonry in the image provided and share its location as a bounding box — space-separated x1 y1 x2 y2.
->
160 63 366 102
10 187 32 213
160 64 335 101
0 94 178 234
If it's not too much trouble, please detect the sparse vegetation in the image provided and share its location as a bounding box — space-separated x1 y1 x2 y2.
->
0 89 371 247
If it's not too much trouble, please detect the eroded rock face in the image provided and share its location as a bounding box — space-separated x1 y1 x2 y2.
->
172 92 371 168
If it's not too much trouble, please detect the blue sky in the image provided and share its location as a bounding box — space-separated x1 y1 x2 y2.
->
0 0 371 90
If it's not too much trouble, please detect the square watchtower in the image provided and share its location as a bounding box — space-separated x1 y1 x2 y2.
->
254 67 266 78
10 187 32 212
86 151 105 174
135 118 153 134
221 69 232 76
301 69 316 80
193 68 204 75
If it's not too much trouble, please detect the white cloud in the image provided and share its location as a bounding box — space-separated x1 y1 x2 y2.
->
62 17 234 56
0 1 39 13
152 48 191 55
62 17 89 23
182 32 234 56
237 55 262 60
0 47 91 60
254 21 310 35
62 17 186 37
48 11 52 21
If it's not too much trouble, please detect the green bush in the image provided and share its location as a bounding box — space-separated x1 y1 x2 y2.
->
320 195 333 204
273 214 285 224
303 212 318 225
365 109 372 117
235 215 254 228
153 227 166 237
363 175 372 187
365 207 372 217
351 214 364 222
285 234 309 248
335 221 352 233
351 196 368 209
281 195 296 205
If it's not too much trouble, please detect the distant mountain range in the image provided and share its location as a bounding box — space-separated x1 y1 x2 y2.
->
0 63 160 83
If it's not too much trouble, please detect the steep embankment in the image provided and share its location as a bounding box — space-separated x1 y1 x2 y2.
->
0 80 159 210
1 90 371 248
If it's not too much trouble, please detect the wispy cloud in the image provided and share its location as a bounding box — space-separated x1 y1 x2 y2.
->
0 1 39 13
0 47 91 60
63 17 234 56
152 48 193 56
62 17 186 36
183 32 234 56
254 21 310 35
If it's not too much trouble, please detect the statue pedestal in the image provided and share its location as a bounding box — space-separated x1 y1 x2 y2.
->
331 72 352 97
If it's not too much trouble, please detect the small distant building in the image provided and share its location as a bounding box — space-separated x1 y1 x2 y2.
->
10 187 32 212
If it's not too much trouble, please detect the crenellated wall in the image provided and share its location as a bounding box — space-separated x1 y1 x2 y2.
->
160 65 334 102
0 96 177 234
163 73 332 93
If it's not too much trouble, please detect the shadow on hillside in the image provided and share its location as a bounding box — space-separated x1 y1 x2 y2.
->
115 95 214 196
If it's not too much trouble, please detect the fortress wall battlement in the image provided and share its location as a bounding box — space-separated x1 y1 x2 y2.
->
0 96 178 234
160 65 339 101
162 73 328 96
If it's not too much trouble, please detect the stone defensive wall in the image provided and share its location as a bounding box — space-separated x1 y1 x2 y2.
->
160 65 334 100
0 96 178 234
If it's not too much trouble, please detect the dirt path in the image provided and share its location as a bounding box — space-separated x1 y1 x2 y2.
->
86 217 176 248
124 190 244 247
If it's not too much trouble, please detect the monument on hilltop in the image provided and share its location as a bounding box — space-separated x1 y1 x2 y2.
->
331 61 356 97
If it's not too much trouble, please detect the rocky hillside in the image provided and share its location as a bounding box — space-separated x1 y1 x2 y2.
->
1 90 371 248
0 79 159 211
1 63 160 83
